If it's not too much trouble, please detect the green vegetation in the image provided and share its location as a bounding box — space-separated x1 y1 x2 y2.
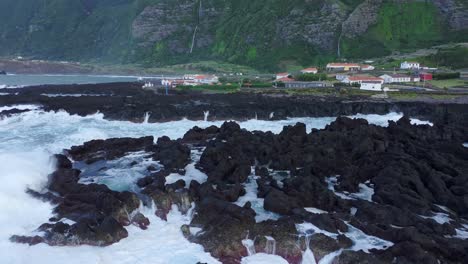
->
295 73 329 81
341 2 466 59
433 72 461 80
0 0 466 71
428 79 468 89
177 84 240 93
418 46 468 69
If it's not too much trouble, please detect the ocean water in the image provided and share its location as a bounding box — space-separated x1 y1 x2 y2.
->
0 74 155 87
0 108 432 264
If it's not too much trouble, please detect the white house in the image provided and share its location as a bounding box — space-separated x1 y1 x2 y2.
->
380 74 411 83
400 61 420 70
360 64 375 71
326 63 361 72
276 72 290 80
343 76 384 85
360 81 383 91
300 67 318 74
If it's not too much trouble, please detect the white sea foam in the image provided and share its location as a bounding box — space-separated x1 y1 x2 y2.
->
235 174 280 222
0 109 432 264
296 222 393 254
419 212 452 224
41 93 108 97
326 176 375 202
0 104 41 112
76 151 161 192
165 149 208 187
304 207 328 214
241 253 289 264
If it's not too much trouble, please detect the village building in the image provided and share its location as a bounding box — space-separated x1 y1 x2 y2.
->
326 63 361 72
300 67 318 74
284 81 328 89
276 72 290 80
342 75 384 85
360 64 375 71
335 73 351 82
193 74 219 84
360 81 383 91
419 72 433 81
379 74 412 83
400 61 420 70
275 76 295 83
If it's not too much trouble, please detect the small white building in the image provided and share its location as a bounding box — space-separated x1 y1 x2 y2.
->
400 61 420 70
300 67 318 74
276 72 290 80
360 81 383 91
360 64 375 71
380 74 411 83
343 76 384 85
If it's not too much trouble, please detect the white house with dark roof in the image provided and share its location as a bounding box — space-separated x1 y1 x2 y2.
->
400 61 420 70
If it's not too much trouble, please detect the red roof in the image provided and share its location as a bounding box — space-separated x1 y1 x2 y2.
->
327 63 360 68
276 77 295 82
276 72 289 76
348 76 383 82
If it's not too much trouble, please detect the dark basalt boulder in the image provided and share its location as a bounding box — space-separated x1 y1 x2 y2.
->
0 70 6 75
182 125 220 144
67 136 154 164
0 108 30 117
147 136 190 171
13 114 468 263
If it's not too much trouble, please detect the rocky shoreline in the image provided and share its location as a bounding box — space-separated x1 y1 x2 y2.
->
10 114 468 263
1 83 468 127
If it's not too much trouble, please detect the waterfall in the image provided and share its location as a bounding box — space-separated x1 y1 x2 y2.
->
190 25 199 54
264 236 276 255
203 111 209 121
254 112 258 120
143 112 150 124
242 238 256 256
190 0 202 54
301 233 317 264
337 24 343 58
269 112 274 119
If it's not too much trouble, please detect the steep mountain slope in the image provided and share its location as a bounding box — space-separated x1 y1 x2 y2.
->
0 0 466 70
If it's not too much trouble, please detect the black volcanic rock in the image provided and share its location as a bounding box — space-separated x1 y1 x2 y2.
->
67 136 154 164
13 115 468 263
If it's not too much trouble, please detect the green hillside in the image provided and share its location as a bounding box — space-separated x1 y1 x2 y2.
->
0 0 466 71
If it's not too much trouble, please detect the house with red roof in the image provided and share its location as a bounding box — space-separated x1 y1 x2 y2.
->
300 67 318 74
276 72 290 80
326 63 361 72
276 76 295 82
343 75 384 85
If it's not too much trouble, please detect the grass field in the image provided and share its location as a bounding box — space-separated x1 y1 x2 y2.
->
428 79 468 89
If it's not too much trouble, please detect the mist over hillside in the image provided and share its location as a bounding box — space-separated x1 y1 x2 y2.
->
0 0 467 70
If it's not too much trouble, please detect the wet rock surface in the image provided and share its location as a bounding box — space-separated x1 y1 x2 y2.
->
1 83 468 127
12 115 468 263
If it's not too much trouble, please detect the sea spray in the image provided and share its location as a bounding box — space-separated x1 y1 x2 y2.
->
242 237 256 256
143 112 151 124
203 111 210 121
0 109 431 264
264 236 276 255
301 233 317 264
